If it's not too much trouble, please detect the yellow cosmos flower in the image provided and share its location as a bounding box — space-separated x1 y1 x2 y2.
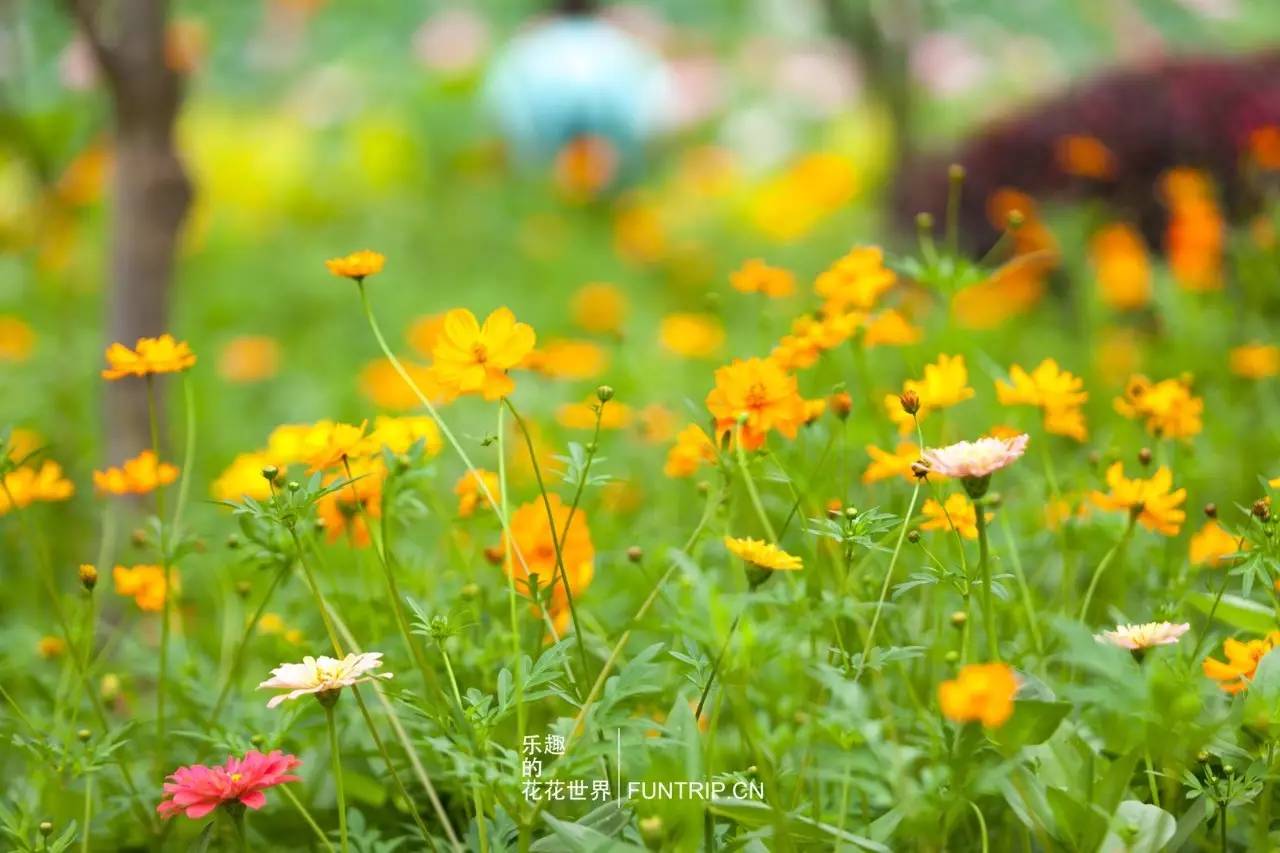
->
723 536 803 571
730 259 795 298
211 451 276 502
324 249 385 281
705 357 807 451
114 564 176 612
359 358 453 410
884 354 975 434
431 308 536 401
406 313 447 359
101 334 196 380
862 442 929 484
814 246 896 315
454 469 500 518
571 282 628 334
1054 134 1117 179
1229 343 1280 380
659 313 724 360
1089 462 1186 536
522 339 609 380
919 493 984 540
368 415 442 457
996 358 1089 442
862 309 921 348
1189 520 1245 568
301 421 370 472
1114 374 1203 439
938 663 1017 727
556 398 632 430
770 311 861 371
0 461 74 514
93 451 178 496
316 458 384 547
664 424 717 478
216 335 279 383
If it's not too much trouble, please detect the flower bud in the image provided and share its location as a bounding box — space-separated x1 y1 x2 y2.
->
131 528 149 548
910 461 929 480
899 390 920 415
830 391 853 420
250 734 266 747
907 530 920 544
236 580 252 599
639 816 664 847
227 533 241 549
1254 498 1271 522
1137 447 1152 467
596 385 614 403
1005 209 1025 230
100 673 121 702
915 212 934 232
39 822 52 838
78 563 98 591
950 611 967 628
627 546 643 563
77 728 91 742
287 481 301 493
460 582 480 599
944 650 959 663
483 545 505 566
1204 503 1218 519
261 465 279 482
948 163 966 183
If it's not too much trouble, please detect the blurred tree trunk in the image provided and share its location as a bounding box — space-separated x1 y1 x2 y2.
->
65 0 191 463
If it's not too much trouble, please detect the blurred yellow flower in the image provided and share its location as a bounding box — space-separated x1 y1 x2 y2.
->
324 249 385 282
637 404 676 445
1203 633 1280 694
770 311 861 371
920 494 982 540
613 197 667 265
0 460 74 514
862 309 921 348
862 442 926 484
94 451 178 496
996 359 1088 442
454 469 499 518
556 398 632 430
1230 343 1280 380
1114 374 1202 439
114 564 174 612
1189 520 1244 568
939 663 1016 727
431 307 536 401
1090 223 1151 311
571 283 628 335
748 152 857 243
217 335 279 383
723 536 802 571
3 428 43 464
884 354 975 434
359 358 452 410
102 334 196 380
664 424 717 478
301 420 370 472
523 339 609 380
659 313 724 360
406 314 447 360
37 636 66 659
0 315 35 362
369 415 442 457
730 259 795 298
211 452 275 502
1089 462 1186 536
814 246 895 314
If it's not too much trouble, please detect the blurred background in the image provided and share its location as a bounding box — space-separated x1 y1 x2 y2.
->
2 0 1279 539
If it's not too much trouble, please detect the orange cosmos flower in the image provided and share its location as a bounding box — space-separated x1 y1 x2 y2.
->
216 335 279 383
301 421 370 472
1160 169 1223 293
862 309 921 348
996 358 1089 442
883 354 975 435
324 249 385 282
454 469 500 517
637 404 676 445
114 564 175 612
93 451 178 496
920 493 983 540
1054 134 1117 180
705 357 807 451
522 340 609 380
1229 343 1280 380
1089 462 1186 536
1090 223 1151 311
553 135 618 200
664 424 717 478
359 358 453 410
101 334 196 380
1248 125 1280 171
659 313 724 360
1189 520 1245 568
406 314 447 360
556 398 632 430
571 283 628 334
939 663 1017 727
814 246 896 315
316 458 384 547
37 635 66 659
431 308 536 401
770 311 862 371
1203 633 1280 694
730 259 795 298
1114 374 1203 439
0 315 35 362
0 461 75 515
723 536 802 571
503 494 594 623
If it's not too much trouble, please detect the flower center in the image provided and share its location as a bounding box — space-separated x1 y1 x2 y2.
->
744 382 768 410
230 773 242 782
471 342 489 364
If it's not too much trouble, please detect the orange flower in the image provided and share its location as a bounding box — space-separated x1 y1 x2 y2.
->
664 424 717 478
556 398 632 430
1090 223 1151 311
770 311 861 371
431 308 536 401
659 313 724 360
614 197 667 265
814 246 896 314
1189 520 1245 568
1089 462 1186 536
883 354 975 435
637 404 677 445
1160 169 1223 293
217 335 279 383
406 314 447 360
1114 374 1203 439
862 310 921 348
939 663 1017 727
920 493 982 540
1203 633 1280 694
324 249 385 282
301 421 370 472
553 135 618 200
316 458 384 547
114 564 175 612
0 461 75 514
571 283 628 334
359 358 453 410
0 315 35 362
1248 125 1280 171
37 635 66 659
101 334 196 380
1054 134 1117 180
93 451 178 496
454 469 500 517
723 536 802 571
522 340 609 380
1230 343 1280 380
730 259 795 298
705 357 806 451
862 442 926 484
503 494 594 623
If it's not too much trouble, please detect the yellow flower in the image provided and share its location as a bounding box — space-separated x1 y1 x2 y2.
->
454 469 500 518
431 307 536 401
938 663 1017 727
664 424 717 478
0 460 74 514
1189 520 1244 568
405 314 447 360
730 259 795 298
216 335 279 383
114 564 175 612
316 457 384 547
264 424 314 467
1203 633 1280 694
101 334 196 380
920 494 982 540
556 398 632 430
0 315 35 362
571 283 628 334
1114 374 1203 439
862 442 927 484
301 421 370 472
324 249 385 281
1089 462 1186 536
211 452 276 502
862 310 921 348
659 313 724 360
3 428 44 464
996 359 1088 441
93 451 178 496
706 357 807 450
723 536 802 571
258 613 286 635
613 197 667 265
770 311 862 371
37 636 67 659
1230 343 1280 380
522 339 609 380
359 358 453 410
884 354 975 434
368 415 442 457
1090 223 1151 311
814 246 896 314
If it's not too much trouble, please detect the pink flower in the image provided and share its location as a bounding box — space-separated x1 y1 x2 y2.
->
1095 621 1191 650
157 750 301 820
922 434 1029 480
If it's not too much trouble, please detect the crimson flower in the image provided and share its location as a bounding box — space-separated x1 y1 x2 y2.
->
157 750 301 820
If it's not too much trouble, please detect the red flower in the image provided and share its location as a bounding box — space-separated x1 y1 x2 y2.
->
157 750 301 820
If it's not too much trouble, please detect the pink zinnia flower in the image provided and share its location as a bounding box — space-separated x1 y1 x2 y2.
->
1095 621 1191 650
157 750 301 820
921 434 1029 480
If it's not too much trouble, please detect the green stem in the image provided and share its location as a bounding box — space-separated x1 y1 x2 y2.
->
325 704 350 853
853 480 922 683
999 511 1043 657
80 775 91 853
145 378 171 752
349 686 433 845
209 565 289 722
975 506 997 661
733 423 777 541
1077 514 1138 622
968 801 989 853
279 784 335 852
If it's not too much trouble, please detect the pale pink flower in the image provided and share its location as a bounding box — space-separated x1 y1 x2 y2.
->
1095 621 1191 650
157 750 300 820
258 652 392 708
922 434 1029 480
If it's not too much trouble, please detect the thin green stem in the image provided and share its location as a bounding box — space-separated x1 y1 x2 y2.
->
279 783 335 852
853 480 922 683
733 423 777 541
968 801 989 853
1078 514 1138 622
209 565 289 722
349 686 433 845
999 511 1043 657
325 704 350 853
145 378 172 752
975 506 997 661
81 775 91 853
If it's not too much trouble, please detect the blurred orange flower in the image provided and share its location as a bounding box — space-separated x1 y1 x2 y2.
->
454 469 499 518
664 424 717 478
1160 169 1222 293
102 334 196 380
369 415 442 457
0 461 75 514
0 315 35 362
94 451 178 496
1090 223 1151 311
1229 343 1280 380
114 564 174 612
503 494 594 623
1203 633 1280 694
302 421 370 472
217 335 279 383
814 246 895 315
523 339 609 380
1114 374 1202 439
862 309 921 348
659 313 724 360
211 452 275 502
325 249 385 282
571 283 628 335
939 663 1016 727
556 398 632 430
1054 134 1117 180
723 536 802 571
1189 520 1245 568
730 259 795 298
317 458 384 547
432 308 536 400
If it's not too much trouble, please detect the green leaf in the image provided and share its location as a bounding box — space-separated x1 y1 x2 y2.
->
1186 592 1277 634
991 700 1072 751
707 798 889 852
1098 801 1175 853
